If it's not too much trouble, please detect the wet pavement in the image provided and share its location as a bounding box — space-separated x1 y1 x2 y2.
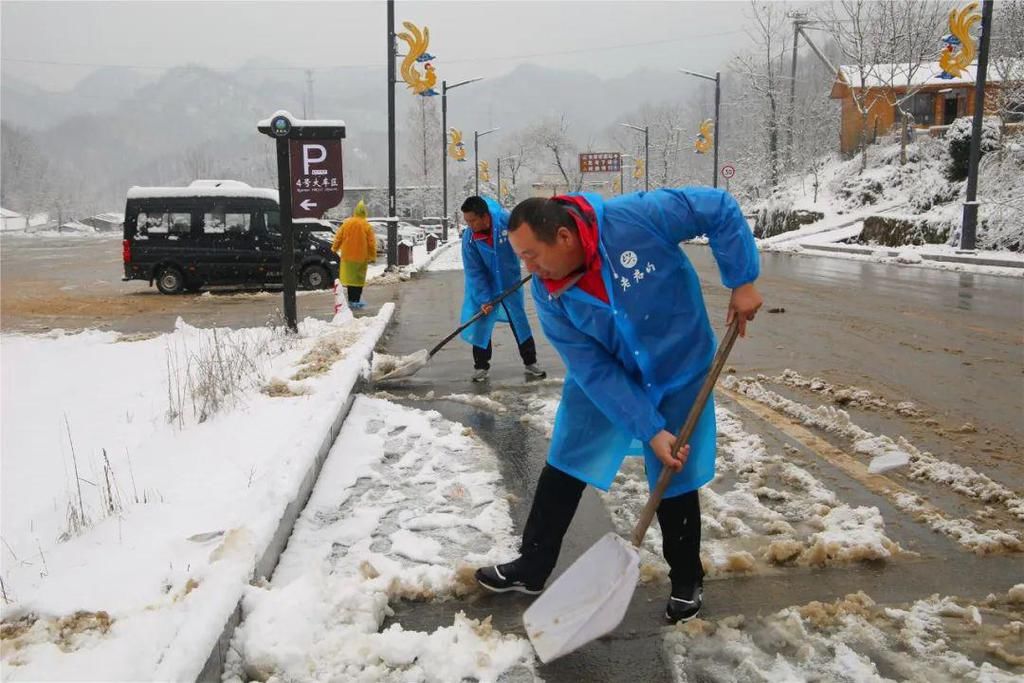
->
0 234 402 333
4 234 1022 679
372 254 1023 681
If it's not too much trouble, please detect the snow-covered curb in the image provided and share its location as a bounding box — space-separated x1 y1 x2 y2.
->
367 239 459 285
1 306 394 680
197 305 396 680
762 241 1024 278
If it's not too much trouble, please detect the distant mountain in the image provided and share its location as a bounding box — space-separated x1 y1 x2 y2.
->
3 60 699 209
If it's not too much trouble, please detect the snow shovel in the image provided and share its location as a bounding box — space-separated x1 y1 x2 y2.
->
523 319 742 663
371 275 532 382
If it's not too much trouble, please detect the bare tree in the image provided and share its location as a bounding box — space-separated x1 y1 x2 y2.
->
1 122 51 216
822 0 890 171
875 0 951 165
990 0 1024 129
733 1 790 188
180 146 213 181
400 97 442 215
529 115 586 192
497 129 537 205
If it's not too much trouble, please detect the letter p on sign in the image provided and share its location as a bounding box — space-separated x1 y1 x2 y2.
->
303 144 327 175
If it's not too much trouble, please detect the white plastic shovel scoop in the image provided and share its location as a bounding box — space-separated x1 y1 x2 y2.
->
523 320 741 663
371 275 531 382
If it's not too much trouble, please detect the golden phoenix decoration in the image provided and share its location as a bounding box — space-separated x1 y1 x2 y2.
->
479 160 490 182
939 3 980 79
448 128 467 161
695 119 714 155
632 158 644 180
398 22 438 95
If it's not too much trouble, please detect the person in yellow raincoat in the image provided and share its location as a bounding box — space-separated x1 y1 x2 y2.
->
331 200 377 309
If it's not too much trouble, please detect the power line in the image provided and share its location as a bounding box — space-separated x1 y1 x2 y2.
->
0 27 749 74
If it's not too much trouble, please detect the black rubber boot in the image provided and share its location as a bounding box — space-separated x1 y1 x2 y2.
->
476 465 585 593
658 490 705 623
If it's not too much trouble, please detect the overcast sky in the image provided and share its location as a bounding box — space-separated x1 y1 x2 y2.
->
2 0 759 90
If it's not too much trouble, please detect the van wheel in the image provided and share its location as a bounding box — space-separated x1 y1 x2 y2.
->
300 265 329 290
156 266 185 294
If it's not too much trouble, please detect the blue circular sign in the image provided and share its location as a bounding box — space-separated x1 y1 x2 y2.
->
270 115 291 137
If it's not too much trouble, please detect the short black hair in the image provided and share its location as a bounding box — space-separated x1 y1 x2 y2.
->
460 196 488 216
508 197 576 245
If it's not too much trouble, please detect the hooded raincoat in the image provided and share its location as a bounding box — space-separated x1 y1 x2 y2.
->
534 187 759 498
460 196 533 348
332 200 376 286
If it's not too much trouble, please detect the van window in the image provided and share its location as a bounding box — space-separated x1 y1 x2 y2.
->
265 211 281 235
138 211 191 235
203 210 252 236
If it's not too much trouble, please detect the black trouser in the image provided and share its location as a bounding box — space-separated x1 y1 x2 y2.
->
518 465 704 592
472 303 537 369
347 286 363 303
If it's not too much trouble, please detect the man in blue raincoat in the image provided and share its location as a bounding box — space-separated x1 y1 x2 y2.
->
460 196 547 382
474 188 762 623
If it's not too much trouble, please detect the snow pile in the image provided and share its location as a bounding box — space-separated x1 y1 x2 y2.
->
440 393 509 414
723 375 1024 553
0 308 393 679
367 240 458 285
224 397 533 682
665 587 1024 681
599 406 903 578
425 238 464 271
762 368 921 417
751 133 1023 256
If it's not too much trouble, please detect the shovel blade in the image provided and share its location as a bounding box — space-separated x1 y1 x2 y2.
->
523 532 640 663
371 349 430 382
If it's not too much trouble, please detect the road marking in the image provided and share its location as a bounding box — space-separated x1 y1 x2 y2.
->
720 387 947 520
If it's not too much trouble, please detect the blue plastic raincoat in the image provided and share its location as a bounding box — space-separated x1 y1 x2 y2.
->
460 196 534 347
534 188 760 498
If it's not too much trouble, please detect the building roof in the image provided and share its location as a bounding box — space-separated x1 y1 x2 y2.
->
1 207 23 219
833 59 1019 95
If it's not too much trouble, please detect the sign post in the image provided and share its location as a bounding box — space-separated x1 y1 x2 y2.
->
258 110 346 332
721 163 736 193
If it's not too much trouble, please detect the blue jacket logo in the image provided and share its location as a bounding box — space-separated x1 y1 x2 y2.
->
620 250 638 268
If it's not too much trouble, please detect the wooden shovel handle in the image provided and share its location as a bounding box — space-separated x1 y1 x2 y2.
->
630 319 741 547
427 275 532 358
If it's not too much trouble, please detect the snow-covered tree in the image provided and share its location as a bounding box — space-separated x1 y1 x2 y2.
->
400 97 442 216
874 0 951 165
732 1 790 190
528 115 587 193
821 0 891 171
990 0 1024 129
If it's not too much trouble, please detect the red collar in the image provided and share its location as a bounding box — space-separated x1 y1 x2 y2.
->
471 228 493 247
541 196 608 303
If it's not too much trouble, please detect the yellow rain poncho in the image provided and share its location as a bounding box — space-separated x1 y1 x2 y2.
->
331 200 377 286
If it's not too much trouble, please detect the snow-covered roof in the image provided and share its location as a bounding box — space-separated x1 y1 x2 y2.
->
836 61 1014 91
95 212 125 222
256 110 346 129
126 182 279 202
1 207 23 218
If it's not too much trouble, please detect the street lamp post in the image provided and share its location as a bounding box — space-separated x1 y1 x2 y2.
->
620 123 649 192
441 77 483 242
960 0 994 252
619 153 635 195
679 68 721 189
386 0 398 267
474 127 499 196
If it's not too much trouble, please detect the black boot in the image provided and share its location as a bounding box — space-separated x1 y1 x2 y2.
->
476 465 585 594
658 490 705 623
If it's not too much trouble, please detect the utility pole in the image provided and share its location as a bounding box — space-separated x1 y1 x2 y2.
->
386 0 398 267
960 0 994 252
